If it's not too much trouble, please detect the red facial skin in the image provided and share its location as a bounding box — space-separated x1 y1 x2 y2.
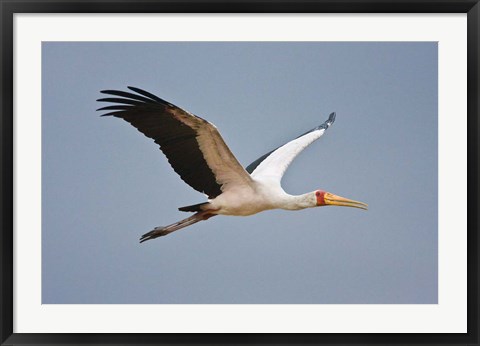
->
315 190 326 206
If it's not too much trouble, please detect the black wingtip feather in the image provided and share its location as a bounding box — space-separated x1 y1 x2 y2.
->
328 112 336 124
317 112 336 130
128 86 161 101
127 86 173 106
100 89 117 95
100 89 154 103
96 105 131 111
99 87 174 107
97 97 143 106
98 111 126 117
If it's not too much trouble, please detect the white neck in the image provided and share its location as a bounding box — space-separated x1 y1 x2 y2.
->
281 192 316 210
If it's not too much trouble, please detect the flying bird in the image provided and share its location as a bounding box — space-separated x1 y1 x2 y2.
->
97 87 368 242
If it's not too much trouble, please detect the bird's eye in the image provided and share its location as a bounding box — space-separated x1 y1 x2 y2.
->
315 191 320 197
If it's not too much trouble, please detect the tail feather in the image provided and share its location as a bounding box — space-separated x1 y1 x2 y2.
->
178 202 210 212
139 211 215 243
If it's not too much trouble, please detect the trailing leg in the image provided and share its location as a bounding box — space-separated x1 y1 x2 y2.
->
139 211 216 243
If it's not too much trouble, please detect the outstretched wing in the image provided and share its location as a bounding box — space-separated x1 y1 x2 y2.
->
98 87 253 199
247 112 336 184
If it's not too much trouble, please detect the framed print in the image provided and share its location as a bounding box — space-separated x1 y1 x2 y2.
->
1 1 479 345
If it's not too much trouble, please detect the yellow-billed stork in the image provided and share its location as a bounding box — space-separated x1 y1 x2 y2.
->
97 87 368 242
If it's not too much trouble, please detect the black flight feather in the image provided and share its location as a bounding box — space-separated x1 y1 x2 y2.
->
98 87 223 199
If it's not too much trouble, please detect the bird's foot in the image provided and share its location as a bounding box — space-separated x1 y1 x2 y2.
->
139 226 172 243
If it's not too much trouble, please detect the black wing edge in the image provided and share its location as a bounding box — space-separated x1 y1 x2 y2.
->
96 86 176 116
97 86 224 199
319 112 336 130
245 112 336 174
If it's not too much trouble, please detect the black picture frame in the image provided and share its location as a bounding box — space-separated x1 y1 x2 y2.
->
1 1 478 345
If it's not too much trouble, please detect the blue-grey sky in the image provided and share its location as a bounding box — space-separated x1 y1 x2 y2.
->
42 42 437 304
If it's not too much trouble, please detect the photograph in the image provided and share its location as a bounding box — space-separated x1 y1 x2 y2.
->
41 41 438 304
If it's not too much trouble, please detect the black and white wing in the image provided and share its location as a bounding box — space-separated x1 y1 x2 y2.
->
97 87 253 199
246 112 336 184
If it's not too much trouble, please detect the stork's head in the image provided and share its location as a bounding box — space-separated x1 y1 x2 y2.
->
315 190 368 210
